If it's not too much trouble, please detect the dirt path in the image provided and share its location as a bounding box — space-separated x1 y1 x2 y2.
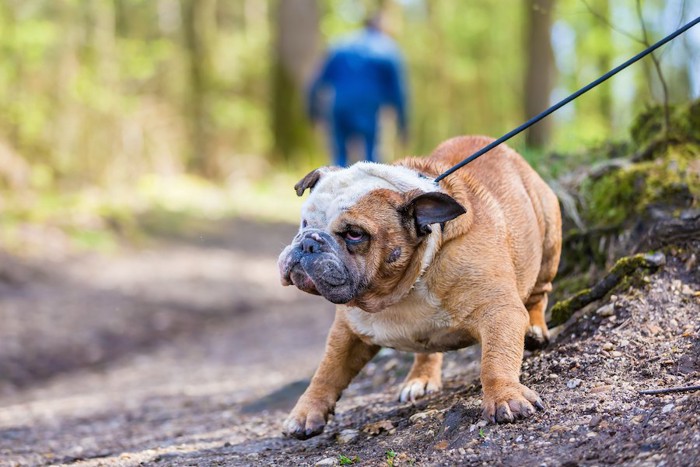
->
1 222 699 466
0 219 335 466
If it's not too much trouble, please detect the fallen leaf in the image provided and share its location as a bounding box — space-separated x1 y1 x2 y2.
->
434 440 449 450
362 420 394 435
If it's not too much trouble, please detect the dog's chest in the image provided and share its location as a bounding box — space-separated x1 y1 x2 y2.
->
345 282 475 352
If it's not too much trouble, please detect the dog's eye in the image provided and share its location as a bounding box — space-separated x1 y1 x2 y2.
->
343 229 367 244
302 219 308 228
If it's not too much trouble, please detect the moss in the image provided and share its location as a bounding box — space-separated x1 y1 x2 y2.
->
551 288 592 326
581 140 700 228
630 104 667 148
630 100 700 149
550 272 592 306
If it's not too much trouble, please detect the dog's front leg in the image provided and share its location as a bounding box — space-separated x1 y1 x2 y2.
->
478 303 544 423
283 314 379 439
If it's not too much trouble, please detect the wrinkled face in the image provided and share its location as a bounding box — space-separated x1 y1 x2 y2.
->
277 163 465 310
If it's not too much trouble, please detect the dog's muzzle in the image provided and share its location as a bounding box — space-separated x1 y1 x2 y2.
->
278 229 356 303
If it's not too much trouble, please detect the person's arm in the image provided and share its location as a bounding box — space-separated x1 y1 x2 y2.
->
386 51 408 141
307 53 335 123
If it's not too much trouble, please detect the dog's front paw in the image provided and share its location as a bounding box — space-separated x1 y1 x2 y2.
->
283 400 332 440
481 382 544 424
398 376 442 403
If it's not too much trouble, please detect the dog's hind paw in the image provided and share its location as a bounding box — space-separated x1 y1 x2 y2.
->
524 325 550 350
398 376 442 403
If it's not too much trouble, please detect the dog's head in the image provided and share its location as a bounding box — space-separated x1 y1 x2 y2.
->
278 163 465 312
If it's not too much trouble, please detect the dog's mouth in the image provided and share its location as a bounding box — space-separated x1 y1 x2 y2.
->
288 264 321 295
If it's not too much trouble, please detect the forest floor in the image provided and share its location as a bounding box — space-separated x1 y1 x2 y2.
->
0 218 699 467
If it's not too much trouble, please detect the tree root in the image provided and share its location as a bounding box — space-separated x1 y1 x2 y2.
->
550 251 666 326
634 214 700 253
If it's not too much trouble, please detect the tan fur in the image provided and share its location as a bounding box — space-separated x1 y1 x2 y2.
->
283 136 562 438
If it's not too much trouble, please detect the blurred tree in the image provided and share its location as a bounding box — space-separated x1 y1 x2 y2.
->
271 0 320 164
182 0 219 178
0 0 697 192
524 0 556 148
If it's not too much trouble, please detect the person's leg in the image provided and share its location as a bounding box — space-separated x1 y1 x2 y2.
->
330 114 349 167
363 127 379 162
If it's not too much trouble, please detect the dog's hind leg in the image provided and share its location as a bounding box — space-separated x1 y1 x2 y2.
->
524 286 551 350
525 195 562 350
398 352 443 403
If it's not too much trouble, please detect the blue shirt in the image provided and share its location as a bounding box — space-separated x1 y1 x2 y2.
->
308 28 407 134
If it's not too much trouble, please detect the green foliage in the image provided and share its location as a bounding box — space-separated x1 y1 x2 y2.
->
386 449 397 466
0 0 697 251
339 453 359 465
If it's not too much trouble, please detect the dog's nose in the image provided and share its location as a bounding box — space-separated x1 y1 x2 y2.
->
300 233 324 254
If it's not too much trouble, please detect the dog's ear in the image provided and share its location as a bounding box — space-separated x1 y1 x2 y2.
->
400 191 466 236
294 167 340 197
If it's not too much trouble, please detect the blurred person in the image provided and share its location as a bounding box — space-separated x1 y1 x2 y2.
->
307 16 408 166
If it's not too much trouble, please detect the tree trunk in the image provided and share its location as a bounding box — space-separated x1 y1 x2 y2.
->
523 0 555 149
271 0 320 164
182 0 218 178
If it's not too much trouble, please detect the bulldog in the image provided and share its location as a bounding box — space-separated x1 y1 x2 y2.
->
278 135 561 439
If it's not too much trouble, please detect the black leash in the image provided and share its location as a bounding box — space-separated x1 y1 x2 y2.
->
434 15 700 183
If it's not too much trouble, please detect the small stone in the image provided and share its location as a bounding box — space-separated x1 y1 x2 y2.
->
515 435 523 443
336 429 360 444
611 351 623 358
549 424 569 433
383 358 399 372
602 342 614 351
548 374 559 380
620 339 630 347
315 457 338 466
596 304 615 317
590 385 614 394
476 420 488 428
589 415 603 428
586 432 598 438
567 378 582 389
409 410 439 424
458 448 466 455
681 284 695 296
662 403 674 414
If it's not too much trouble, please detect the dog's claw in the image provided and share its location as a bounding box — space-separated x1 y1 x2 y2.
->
496 404 515 423
283 403 329 440
398 376 441 403
481 382 543 424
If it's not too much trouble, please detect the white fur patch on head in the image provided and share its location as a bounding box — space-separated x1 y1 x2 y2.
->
301 162 439 229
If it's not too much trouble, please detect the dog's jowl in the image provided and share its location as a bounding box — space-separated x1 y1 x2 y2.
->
278 135 562 440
